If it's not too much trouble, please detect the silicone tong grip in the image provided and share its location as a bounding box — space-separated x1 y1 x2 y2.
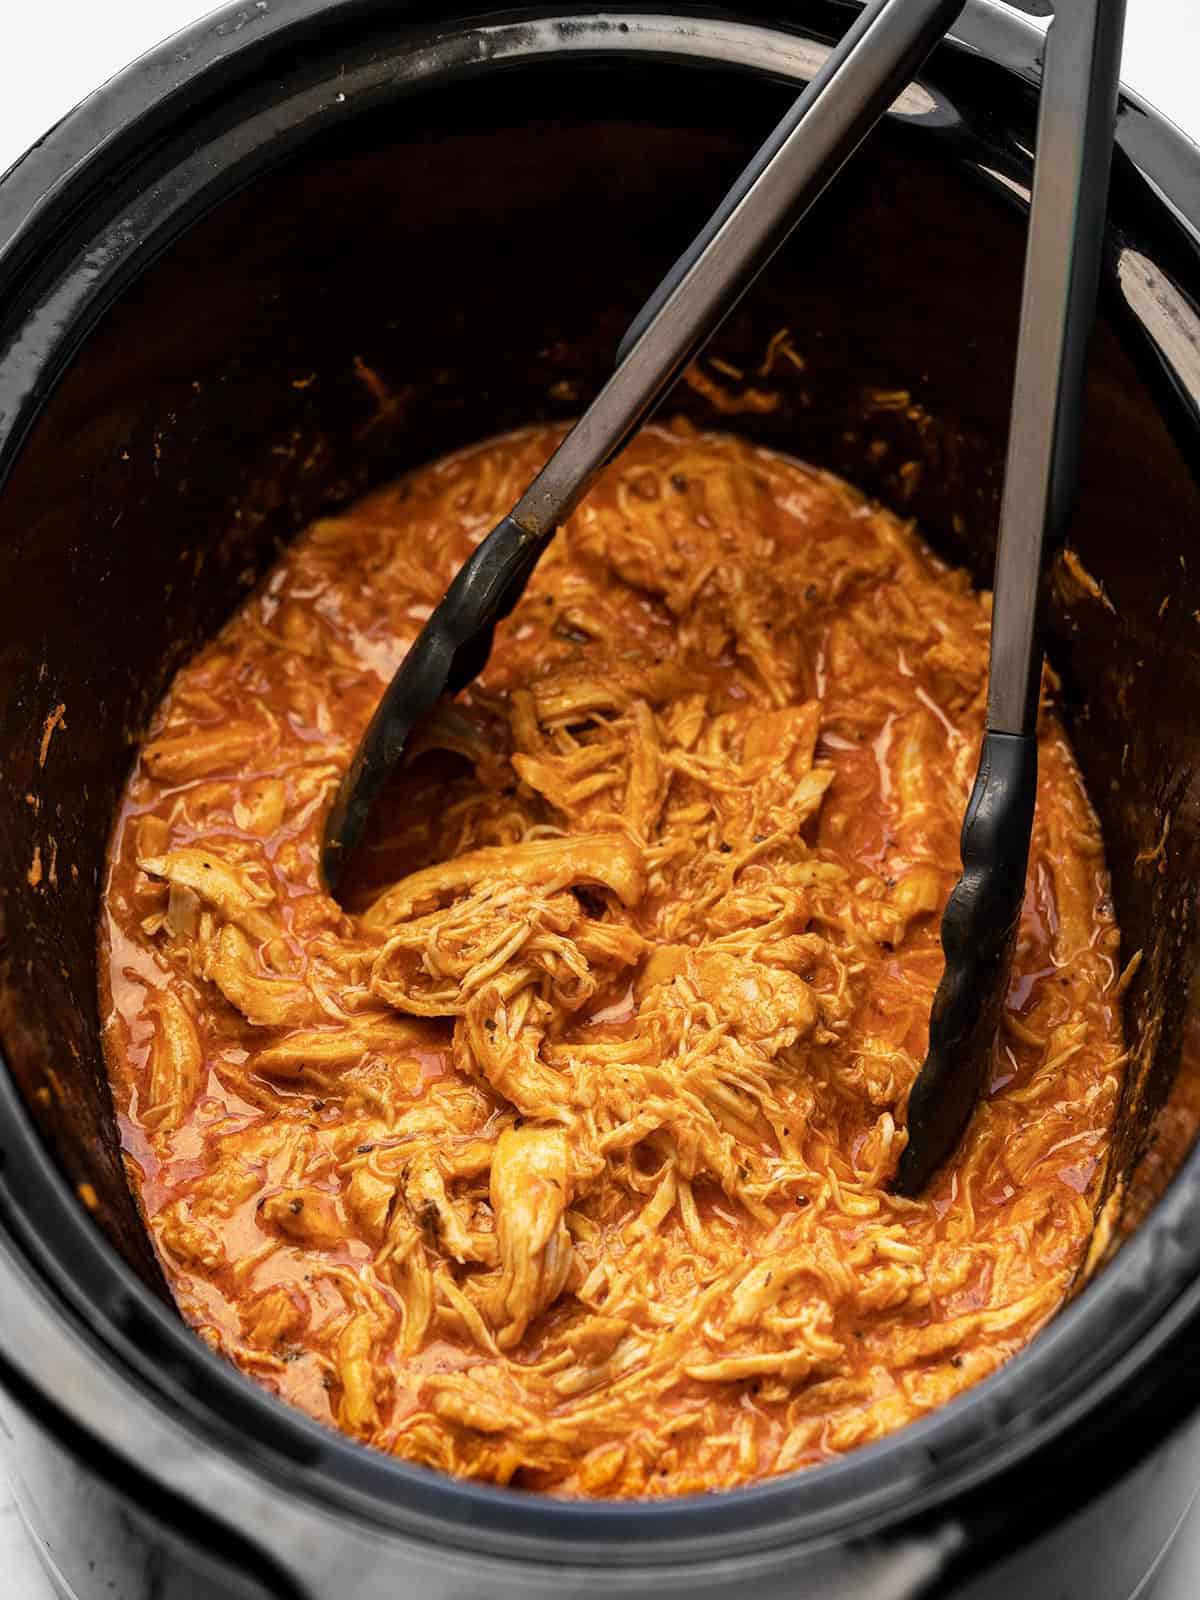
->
893 731 1038 1196
323 514 536 881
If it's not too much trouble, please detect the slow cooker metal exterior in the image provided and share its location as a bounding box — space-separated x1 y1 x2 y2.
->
2 4 1200 1596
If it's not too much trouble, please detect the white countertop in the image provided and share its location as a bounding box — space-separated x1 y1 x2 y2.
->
1 1 1198 1596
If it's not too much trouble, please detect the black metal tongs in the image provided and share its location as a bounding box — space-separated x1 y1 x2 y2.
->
893 0 1125 1193
321 0 968 886
323 0 1126 1191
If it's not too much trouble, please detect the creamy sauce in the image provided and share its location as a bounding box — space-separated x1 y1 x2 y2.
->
99 422 1125 1497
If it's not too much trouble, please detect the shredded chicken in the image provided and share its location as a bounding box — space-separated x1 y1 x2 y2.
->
100 421 1126 1497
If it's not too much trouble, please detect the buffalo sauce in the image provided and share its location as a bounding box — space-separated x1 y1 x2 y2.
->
99 422 1125 1496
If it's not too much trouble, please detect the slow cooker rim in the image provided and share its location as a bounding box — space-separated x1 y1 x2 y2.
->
3 0 1199 315
2 0 1200 1562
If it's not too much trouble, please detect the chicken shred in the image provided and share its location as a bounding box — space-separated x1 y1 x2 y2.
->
100 422 1125 1497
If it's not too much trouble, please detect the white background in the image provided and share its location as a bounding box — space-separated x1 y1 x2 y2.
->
0 1 1198 1596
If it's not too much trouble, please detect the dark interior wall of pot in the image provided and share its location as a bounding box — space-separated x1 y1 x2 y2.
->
1 60 1198 1287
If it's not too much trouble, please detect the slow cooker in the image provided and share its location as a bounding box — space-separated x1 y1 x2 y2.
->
2 2 1200 1596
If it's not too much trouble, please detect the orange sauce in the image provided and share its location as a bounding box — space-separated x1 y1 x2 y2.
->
99 422 1125 1496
